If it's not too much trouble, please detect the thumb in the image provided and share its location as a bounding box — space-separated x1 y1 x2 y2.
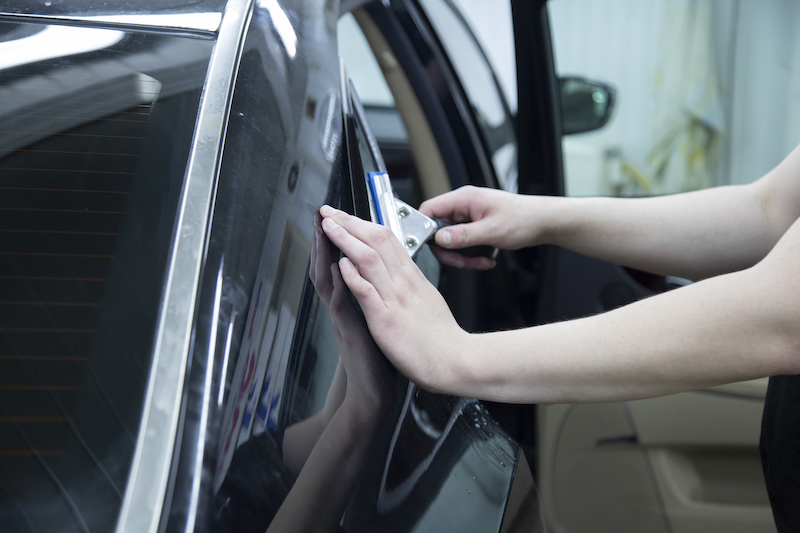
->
434 220 489 249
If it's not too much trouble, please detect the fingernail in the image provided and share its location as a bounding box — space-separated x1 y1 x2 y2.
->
440 229 452 247
339 257 353 269
320 205 335 216
322 217 337 230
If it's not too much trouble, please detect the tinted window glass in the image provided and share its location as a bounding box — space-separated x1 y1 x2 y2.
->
160 2 352 530
0 21 212 532
165 3 524 526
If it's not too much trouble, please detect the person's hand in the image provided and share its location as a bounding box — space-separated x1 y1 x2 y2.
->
419 185 547 269
319 205 469 394
328 261 396 414
309 219 396 415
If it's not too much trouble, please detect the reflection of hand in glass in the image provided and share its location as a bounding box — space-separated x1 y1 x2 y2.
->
268 220 394 533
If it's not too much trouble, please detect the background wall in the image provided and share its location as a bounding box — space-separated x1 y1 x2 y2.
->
451 0 517 113
455 0 800 196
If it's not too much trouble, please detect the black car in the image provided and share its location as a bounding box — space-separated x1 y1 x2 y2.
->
0 0 621 532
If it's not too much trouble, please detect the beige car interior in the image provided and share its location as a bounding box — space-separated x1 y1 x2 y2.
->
538 378 774 532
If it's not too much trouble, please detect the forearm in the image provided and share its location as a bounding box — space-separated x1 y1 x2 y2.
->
318 202 800 408
540 146 800 279
282 412 326 478
444 248 800 404
282 361 346 477
541 183 776 279
268 399 383 533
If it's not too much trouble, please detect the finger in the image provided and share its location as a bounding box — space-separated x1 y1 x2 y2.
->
337 256 387 318
329 263 355 321
312 230 334 307
320 205 407 272
419 186 476 221
434 219 496 250
330 263 380 348
321 214 395 293
429 245 496 271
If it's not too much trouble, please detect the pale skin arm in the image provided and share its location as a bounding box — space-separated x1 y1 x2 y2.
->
268 393 386 533
281 360 345 478
421 144 800 280
451 225 800 403
318 147 800 403
267 226 394 533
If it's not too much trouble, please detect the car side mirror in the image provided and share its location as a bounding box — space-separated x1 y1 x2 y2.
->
560 77 615 135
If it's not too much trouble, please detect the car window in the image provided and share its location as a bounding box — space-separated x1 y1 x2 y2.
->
417 0 518 192
449 0 518 115
549 0 800 197
338 13 395 109
194 46 518 529
338 2 519 200
338 12 419 205
0 20 213 533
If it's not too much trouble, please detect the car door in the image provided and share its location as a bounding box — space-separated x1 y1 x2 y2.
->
155 1 539 532
512 1 778 532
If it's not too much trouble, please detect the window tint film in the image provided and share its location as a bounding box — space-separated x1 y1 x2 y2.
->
0 21 212 532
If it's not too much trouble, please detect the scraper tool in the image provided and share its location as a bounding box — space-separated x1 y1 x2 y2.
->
366 171 498 260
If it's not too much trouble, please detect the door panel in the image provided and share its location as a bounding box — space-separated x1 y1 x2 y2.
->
627 391 772 533
534 252 775 532
538 390 774 533
538 403 671 533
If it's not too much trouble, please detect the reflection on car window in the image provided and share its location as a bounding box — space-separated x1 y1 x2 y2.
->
418 0 518 192
0 21 213 532
338 13 395 108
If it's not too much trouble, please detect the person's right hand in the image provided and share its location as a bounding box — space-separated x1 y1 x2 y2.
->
419 185 547 269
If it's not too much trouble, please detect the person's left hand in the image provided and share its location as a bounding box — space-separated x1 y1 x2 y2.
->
319 205 469 394
310 218 395 414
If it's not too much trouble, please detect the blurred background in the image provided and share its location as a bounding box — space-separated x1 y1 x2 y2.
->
432 0 800 197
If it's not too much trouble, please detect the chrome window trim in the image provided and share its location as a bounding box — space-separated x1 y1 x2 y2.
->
113 1 253 532
0 12 222 37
